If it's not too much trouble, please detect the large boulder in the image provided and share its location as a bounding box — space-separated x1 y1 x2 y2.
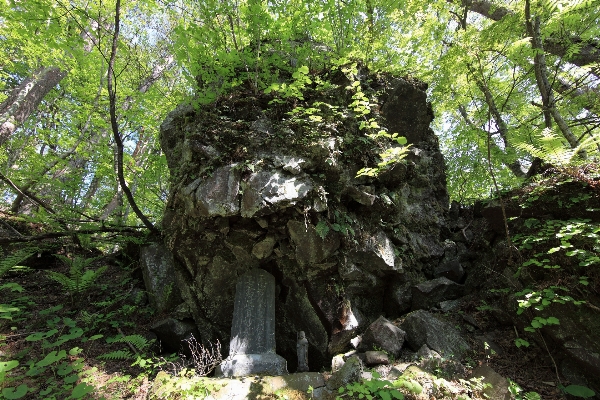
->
159 70 449 369
411 277 465 310
358 316 406 357
400 310 470 358
326 356 363 390
384 282 412 316
139 241 182 313
470 366 511 400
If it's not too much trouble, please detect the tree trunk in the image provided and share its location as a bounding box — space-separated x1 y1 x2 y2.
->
525 0 584 154
0 67 66 146
457 105 526 178
106 0 159 235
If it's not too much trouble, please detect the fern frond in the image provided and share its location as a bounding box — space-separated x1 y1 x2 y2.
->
47 271 77 292
515 128 596 166
47 259 107 295
114 335 151 351
78 310 94 325
98 350 133 360
0 247 39 278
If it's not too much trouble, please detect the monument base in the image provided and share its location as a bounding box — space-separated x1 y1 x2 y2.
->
217 353 288 377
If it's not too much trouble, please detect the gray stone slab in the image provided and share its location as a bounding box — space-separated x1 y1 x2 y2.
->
264 372 325 392
218 269 288 377
229 269 276 355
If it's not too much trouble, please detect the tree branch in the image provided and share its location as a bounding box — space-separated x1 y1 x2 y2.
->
0 171 57 215
0 227 144 244
525 0 584 155
106 0 160 236
450 0 600 72
458 104 526 178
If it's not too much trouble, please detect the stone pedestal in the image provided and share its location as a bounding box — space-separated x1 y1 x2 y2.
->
218 269 288 377
219 353 288 377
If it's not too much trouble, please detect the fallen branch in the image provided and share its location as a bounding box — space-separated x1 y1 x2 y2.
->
0 227 144 244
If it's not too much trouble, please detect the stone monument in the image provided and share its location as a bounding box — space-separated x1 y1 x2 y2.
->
296 331 309 372
218 269 288 377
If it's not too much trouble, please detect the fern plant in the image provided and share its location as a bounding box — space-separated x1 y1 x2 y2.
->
47 255 107 300
99 334 154 361
515 128 598 166
112 334 152 351
0 247 39 277
98 349 133 361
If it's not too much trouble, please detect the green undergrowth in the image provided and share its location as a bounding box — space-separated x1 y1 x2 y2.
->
479 166 599 397
510 169 599 348
336 371 423 400
0 249 165 399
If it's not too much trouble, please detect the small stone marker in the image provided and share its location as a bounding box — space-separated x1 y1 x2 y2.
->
296 331 309 372
218 269 288 377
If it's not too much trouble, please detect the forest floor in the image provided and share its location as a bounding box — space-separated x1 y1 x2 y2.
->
0 248 569 399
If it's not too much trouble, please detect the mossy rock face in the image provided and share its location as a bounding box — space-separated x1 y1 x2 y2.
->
159 68 449 369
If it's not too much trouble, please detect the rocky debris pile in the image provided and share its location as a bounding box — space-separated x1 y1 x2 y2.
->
156 67 450 370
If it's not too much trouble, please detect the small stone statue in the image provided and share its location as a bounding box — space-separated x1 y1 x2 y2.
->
296 331 309 372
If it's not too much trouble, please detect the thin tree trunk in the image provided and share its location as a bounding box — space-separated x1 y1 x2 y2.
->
525 1 584 155
0 67 66 146
458 105 526 178
0 171 57 215
107 0 159 235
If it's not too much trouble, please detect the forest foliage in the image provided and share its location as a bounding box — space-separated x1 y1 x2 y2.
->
1 1 600 398
0 0 599 232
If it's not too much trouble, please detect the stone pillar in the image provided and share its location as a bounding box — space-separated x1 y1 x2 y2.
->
218 269 288 377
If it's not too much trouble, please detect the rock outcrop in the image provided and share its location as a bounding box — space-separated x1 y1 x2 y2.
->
159 68 449 370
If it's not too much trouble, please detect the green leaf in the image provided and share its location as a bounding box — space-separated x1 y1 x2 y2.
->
25 364 44 377
563 385 595 398
64 373 79 384
57 364 74 376
26 329 58 341
36 350 67 367
395 136 408 145
2 384 29 399
39 387 52 395
0 304 19 319
0 283 24 293
531 319 542 328
315 220 330 240
0 360 19 373
378 390 391 400
70 382 95 399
